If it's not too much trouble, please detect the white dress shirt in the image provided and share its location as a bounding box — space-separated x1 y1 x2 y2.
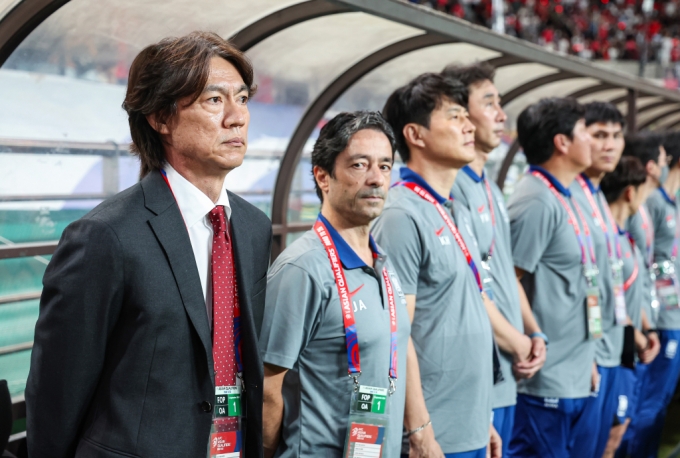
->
163 163 231 326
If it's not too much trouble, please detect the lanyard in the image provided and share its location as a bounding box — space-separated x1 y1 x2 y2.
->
160 169 243 375
638 205 654 267
673 202 680 260
575 175 621 262
313 219 398 388
400 181 484 292
624 234 639 292
531 171 597 269
601 194 623 262
483 178 497 259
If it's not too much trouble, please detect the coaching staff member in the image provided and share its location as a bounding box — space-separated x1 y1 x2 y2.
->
26 32 271 458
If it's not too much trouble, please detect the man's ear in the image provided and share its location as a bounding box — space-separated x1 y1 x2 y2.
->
313 165 331 199
646 160 656 175
146 113 170 135
553 133 571 156
624 185 634 203
403 123 426 151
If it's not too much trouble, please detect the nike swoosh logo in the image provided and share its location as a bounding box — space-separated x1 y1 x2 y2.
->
435 227 445 237
349 284 364 298
478 204 485 213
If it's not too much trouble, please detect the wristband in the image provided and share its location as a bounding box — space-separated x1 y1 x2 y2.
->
529 332 549 346
406 420 432 437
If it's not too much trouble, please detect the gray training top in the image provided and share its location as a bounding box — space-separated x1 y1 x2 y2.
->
619 229 645 330
646 188 680 329
508 167 596 399
260 215 411 458
569 175 623 368
372 167 493 454
453 165 524 410
626 205 655 328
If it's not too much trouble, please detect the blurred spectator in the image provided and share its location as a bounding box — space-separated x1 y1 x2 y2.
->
410 0 680 67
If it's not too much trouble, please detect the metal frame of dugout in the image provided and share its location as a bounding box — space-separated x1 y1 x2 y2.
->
2 0 680 451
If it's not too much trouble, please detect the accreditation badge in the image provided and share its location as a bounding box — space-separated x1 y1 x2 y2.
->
208 384 245 458
612 262 628 326
656 275 680 310
343 385 390 458
480 258 495 301
655 261 680 310
586 284 603 340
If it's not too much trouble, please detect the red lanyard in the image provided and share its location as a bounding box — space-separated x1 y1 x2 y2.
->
601 194 623 262
400 182 483 292
483 179 497 259
313 219 398 382
575 175 621 262
624 235 639 292
638 205 654 266
531 171 596 268
160 169 242 373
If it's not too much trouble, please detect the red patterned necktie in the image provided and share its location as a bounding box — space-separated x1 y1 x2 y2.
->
209 206 239 388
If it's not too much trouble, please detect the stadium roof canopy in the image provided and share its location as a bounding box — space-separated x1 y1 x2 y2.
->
2 0 680 257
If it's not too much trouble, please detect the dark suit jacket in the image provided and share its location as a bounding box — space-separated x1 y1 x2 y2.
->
26 171 271 458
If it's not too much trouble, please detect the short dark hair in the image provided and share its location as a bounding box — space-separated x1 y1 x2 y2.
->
517 97 586 165
622 132 663 166
584 101 626 128
441 61 496 88
601 156 648 203
382 73 468 162
663 131 680 167
311 111 397 201
123 31 256 178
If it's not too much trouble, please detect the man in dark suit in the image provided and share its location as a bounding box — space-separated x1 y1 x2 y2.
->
25 31 271 458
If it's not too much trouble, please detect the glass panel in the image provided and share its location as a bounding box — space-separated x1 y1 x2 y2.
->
1 349 32 398
245 12 422 223
502 78 598 128
287 157 318 223
4 0 304 79
320 43 507 204
0 0 20 21
286 230 307 247
331 43 501 113
0 257 49 296
657 112 680 129
501 147 528 197
616 96 663 115
1 0 308 400
494 63 557 95
0 300 39 398
577 89 626 104
637 104 680 125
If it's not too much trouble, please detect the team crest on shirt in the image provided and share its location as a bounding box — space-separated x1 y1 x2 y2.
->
349 284 367 313
478 204 490 223
666 215 676 228
436 226 451 245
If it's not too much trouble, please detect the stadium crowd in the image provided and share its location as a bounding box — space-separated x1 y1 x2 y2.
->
412 0 680 67
21 31 680 458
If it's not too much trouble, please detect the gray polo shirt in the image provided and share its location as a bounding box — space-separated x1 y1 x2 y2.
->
260 215 411 458
372 168 493 454
570 175 623 368
646 188 680 329
453 166 523 410
619 229 645 330
627 205 655 328
508 167 596 399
